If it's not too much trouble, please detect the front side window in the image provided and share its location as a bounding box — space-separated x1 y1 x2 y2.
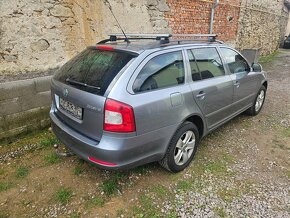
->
191 47 225 80
133 51 185 93
220 48 250 74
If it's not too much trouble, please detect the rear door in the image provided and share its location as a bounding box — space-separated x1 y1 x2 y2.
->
51 46 136 141
186 47 234 129
126 49 193 135
219 47 259 112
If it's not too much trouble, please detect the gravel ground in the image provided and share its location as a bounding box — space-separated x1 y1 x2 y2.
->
159 49 290 217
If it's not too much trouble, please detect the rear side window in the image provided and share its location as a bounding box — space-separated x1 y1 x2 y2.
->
191 47 225 80
220 48 250 74
54 47 135 95
133 51 185 93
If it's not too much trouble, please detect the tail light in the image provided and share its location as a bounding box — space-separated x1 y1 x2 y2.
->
104 99 136 132
96 45 114 51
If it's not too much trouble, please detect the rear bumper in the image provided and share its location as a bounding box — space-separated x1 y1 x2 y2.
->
50 109 178 170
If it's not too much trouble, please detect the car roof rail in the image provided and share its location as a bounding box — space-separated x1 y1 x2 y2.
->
171 34 223 44
97 33 172 44
97 33 223 45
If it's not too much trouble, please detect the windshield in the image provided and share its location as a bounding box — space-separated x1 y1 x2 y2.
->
54 47 135 95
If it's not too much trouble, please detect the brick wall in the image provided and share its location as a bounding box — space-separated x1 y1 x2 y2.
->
164 0 241 43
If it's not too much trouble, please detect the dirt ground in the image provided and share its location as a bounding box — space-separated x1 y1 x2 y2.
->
0 49 289 218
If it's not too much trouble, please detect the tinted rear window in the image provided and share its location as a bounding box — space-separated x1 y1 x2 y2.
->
54 47 135 95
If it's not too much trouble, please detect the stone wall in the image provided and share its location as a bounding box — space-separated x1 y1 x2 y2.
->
286 13 290 36
0 76 52 141
236 0 289 54
0 0 170 76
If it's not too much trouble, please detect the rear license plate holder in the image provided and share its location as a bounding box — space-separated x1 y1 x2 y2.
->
59 98 83 120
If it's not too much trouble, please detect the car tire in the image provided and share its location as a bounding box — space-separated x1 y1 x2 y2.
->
246 85 266 116
159 122 199 173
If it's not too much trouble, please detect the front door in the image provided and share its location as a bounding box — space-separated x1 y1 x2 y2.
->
187 47 234 129
219 47 259 112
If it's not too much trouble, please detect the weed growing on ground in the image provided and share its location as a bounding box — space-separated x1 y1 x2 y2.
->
0 212 9 218
217 187 241 202
15 167 29 178
40 136 59 147
73 165 84 176
100 179 119 196
176 180 192 192
55 187 73 204
282 128 290 138
0 182 12 192
214 207 227 218
99 172 127 196
85 196 105 208
151 184 168 198
0 168 4 176
44 152 61 165
69 212 80 218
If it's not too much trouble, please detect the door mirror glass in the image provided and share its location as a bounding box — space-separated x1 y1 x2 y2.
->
252 63 262 72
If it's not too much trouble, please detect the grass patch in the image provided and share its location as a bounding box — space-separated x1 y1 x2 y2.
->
100 179 119 196
15 167 29 178
217 187 240 202
282 128 290 138
44 152 61 165
73 166 84 176
99 172 127 196
0 182 13 192
40 136 59 147
85 196 105 208
214 207 227 218
135 194 161 217
202 160 227 175
286 170 290 179
132 165 151 175
70 212 80 218
116 208 125 217
176 180 192 191
55 187 73 204
0 213 9 218
0 168 4 176
259 50 279 63
151 184 168 198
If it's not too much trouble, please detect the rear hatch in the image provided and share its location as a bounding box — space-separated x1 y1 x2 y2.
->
51 46 136 141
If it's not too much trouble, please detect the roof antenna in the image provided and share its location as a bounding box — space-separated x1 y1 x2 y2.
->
103 0 129 43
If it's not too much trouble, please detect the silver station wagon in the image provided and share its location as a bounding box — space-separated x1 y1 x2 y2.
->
50 34 267 172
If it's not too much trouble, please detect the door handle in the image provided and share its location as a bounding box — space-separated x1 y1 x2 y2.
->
196 91 206 99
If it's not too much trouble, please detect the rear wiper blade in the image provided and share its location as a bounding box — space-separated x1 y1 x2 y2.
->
66 78 101 90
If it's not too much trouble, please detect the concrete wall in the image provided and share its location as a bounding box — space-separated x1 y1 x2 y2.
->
0 76 52 141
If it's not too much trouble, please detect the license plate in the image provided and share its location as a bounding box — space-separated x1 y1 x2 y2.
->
59 98 83 120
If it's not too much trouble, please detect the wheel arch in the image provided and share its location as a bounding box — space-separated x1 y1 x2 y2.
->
183 114 205 139
262 81 268 90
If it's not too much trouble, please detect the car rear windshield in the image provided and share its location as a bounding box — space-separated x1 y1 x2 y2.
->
54 46 136 95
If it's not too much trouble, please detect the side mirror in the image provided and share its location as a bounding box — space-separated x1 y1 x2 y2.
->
252 63 262 72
